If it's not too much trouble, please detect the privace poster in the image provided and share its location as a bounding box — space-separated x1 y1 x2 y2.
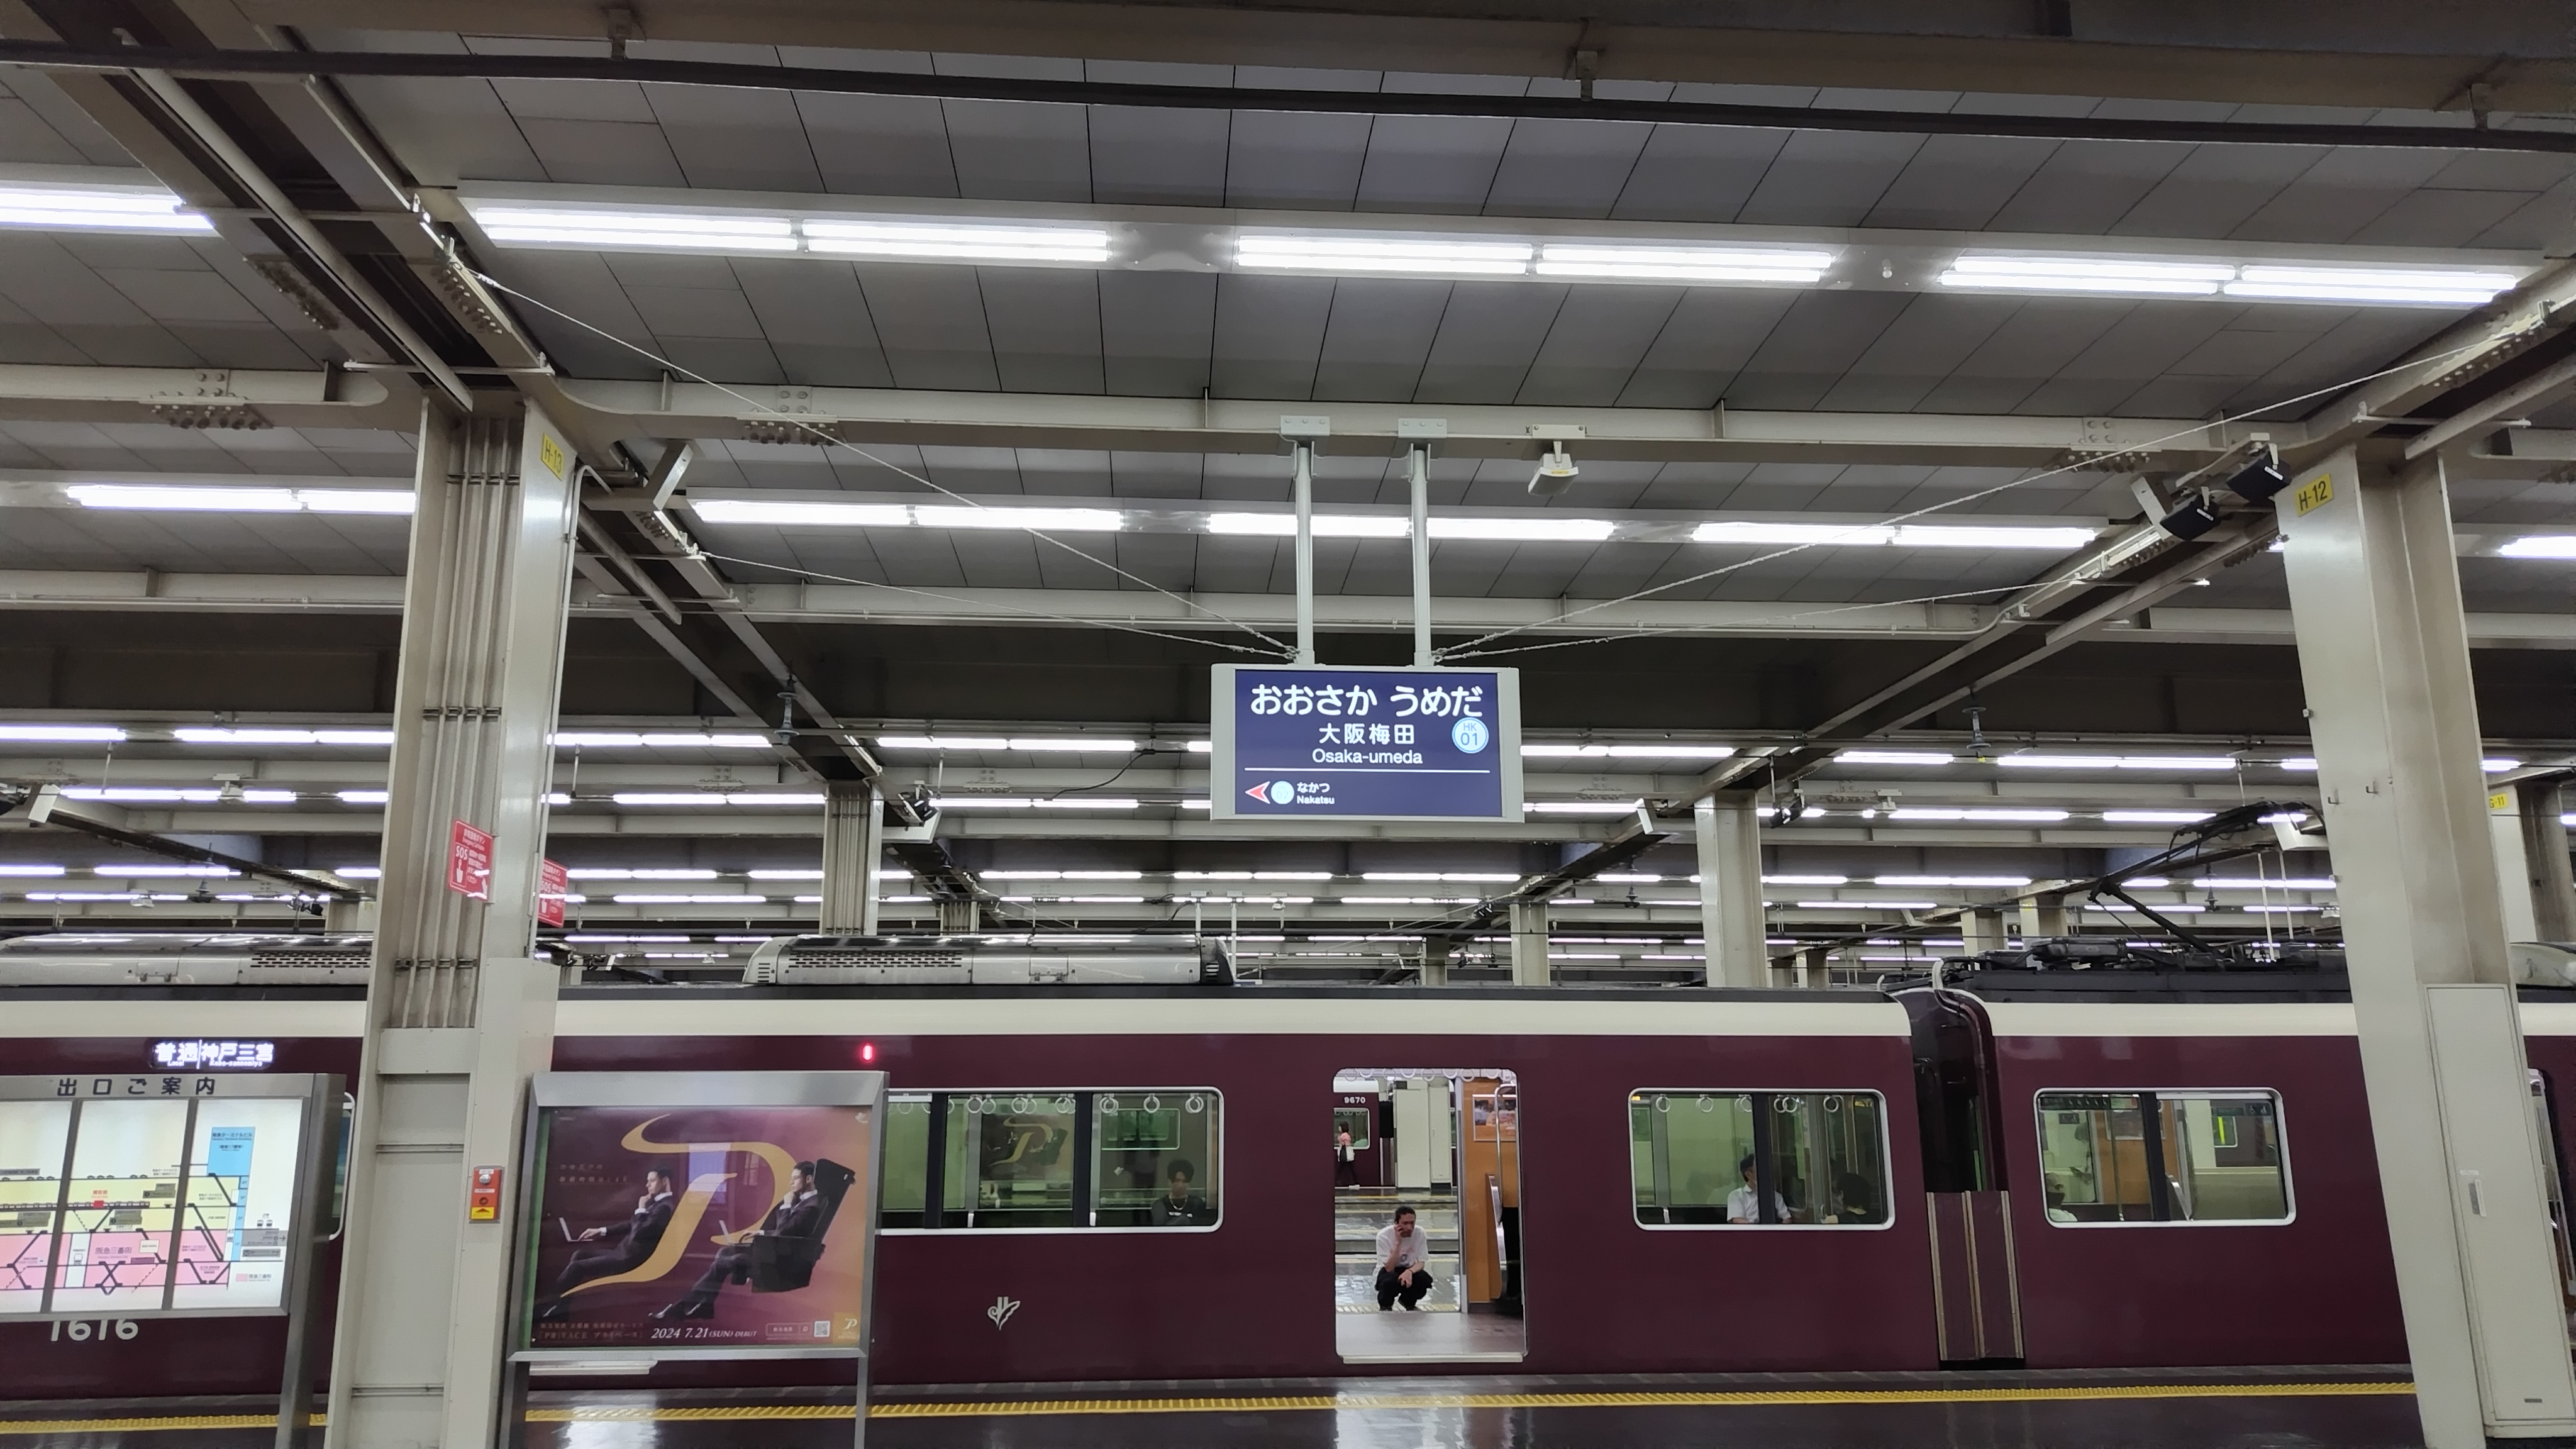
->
520 1104 870 1352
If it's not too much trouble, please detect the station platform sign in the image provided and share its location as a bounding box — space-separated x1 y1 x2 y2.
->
1209 664 1521 823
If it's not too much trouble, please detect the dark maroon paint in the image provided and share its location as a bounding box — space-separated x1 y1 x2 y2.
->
1991 1031 2408 1368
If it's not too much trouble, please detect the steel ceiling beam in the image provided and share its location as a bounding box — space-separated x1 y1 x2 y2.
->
3 40 2572 151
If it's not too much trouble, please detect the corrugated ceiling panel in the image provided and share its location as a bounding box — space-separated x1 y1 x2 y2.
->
1310 279 1453 399
1226 110 1374 209
1482 119 1655 219
977 268 1108 394
1608 125 1789 222
849 265 1002 391
731 258 898 389
1721 291 1920 410
794 91 961 197
1862 135 2065 231
1736 131 1928 227
2111 143 2333 238
1354 115 1518 214
937 97 1094 203
1413 282 1566 403
1209 274 1334 397
1515 287 1687 407
1097 272 1218 397
1613 289 1802 409
645 84 826 193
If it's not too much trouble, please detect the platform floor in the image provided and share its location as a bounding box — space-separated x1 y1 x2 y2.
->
0 1367 2421 1449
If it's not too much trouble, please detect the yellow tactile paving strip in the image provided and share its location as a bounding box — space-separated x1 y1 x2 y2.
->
0 1380 2415 1433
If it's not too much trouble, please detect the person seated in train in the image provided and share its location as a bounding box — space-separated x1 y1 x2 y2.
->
1832 1170 1880 1224
1727 1154 1796 1224
1374 1204 1435 1311
1149 1158 1214 1226
651 1162 825 1321
535 1167 674 1320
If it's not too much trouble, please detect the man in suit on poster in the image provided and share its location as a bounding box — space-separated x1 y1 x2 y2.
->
654 1162 825 1319
535 1168 675 1320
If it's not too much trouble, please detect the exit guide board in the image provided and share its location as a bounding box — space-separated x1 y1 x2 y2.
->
1211 665 1521 822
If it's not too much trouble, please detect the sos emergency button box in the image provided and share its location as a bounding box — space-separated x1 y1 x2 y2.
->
468 1165 503 1221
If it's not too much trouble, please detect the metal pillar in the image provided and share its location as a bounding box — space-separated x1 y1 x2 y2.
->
820 780 884 935
1695 796 1767 987
325 401 580 1449
2516 778 2575 942
1800 946 1831 988
2019 891 2070 940
1421 935 1451 986
2277 445 2576 1447
1962 908 2009 956
1291 440 1317 665
1407 441 1434 667
1508 901 1550 985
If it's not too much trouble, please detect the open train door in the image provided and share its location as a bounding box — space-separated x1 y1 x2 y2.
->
1901 987 2026 1367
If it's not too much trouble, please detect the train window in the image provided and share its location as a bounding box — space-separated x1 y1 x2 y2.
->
2036 1090 2290 1226
875 1089 1223 1233
1628 1090 1892 1229
1091 1092 1221 1228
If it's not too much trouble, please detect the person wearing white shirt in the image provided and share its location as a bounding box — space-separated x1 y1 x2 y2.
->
1373 1204 1435 1310
1726 1153 1795 1224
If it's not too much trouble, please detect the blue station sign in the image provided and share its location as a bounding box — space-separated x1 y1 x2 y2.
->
1209 665 1521 822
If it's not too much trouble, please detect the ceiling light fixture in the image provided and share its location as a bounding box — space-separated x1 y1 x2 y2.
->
1999 753 2239 771
1521 743 1736 758
1235 235 1531 277
0 184 213 233
1208 513 1410 538
800 218 1111 264
1887 808 2072 821
1435 514 1611 541
471 205 798 252
0 724 127 742
1692 520 2096 550
1535 243 1836 285
690 499 909 527
1835 750 1955 765
175 728 396 746
65 484 413 515
2102 809 2218 823
2499 535 2576 559
1942 253 2521 307
1528 443 1580 498
913 504 1123 533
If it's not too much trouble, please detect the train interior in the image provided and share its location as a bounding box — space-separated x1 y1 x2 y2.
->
1331 1069 1524 1365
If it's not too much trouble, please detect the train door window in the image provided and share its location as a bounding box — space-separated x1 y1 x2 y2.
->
947 1092 1080 1228
2036 1090 2290 1225
1090 1091 1221 1228
1628 1091 1891 1228
879 1092 933 1229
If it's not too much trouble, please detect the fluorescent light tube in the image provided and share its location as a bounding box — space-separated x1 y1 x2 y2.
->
1763 875 1848 886
801 218 1111 263
2102 810 2216 823
2224 265 2518 306
296 489 414 514
470 206 797 252
611 792 731 806
92 863 231 876
1887 808 2071 821
175 728 395 745
0 184 213 233
1836 750 1955 765
1011 738 1139 752
1521 743 1735 758
1429 516 1616 542
240 790 297 803
877 735 1012 751
2499 535 2576 558
914 504 1124 533
566 868 721 880
1692 521 1896 546
1207 513 1412 538
1523 800 1643 814
0 865 67 876
1892 525 2099 550
611 892 769 904
2197 877 2336 891
1998 754 2238 771
728 793 827 806
66 786 219 802
70 484 299 511
337 789 389 804
1940 255 2233 296
691 499 909 527
1236 235 1531 277
1872 875 2033 887
0 724 126 742
1536 243 1835 284
2485 758 2521 772
555 731 770 748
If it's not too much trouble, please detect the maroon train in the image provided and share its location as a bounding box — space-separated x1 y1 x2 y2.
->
11 962 2573 1400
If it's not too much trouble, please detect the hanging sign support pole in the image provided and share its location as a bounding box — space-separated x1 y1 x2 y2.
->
1292 438 1318 665
1408 441 1434 667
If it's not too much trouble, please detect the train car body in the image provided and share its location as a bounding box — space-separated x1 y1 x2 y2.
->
10 962 2575 1401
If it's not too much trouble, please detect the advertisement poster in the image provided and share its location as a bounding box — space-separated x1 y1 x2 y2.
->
522 1104 872 1353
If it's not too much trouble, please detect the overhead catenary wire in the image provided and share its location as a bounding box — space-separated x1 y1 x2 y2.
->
1428 332 2516 662
468 269 1298 659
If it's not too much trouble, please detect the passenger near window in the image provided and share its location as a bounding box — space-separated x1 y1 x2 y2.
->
879 1089 1221 1230
1628 1091 1890 1228
2036 1090 2290 1225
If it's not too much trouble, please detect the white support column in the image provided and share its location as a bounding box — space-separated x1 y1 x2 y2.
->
2278 445 2576 1448
1696 795 1767 987
1962 908 2009 956
819 780 883 935
1508 900 1550 985
326 401 580 1449
2019 891 2070 940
